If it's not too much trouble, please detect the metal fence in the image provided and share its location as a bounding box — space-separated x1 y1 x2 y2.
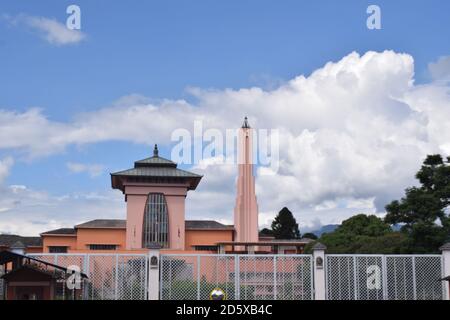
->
160 254 313 300
18 253 445 300
30 254 148 300
0 265 4 300
326 255 444 300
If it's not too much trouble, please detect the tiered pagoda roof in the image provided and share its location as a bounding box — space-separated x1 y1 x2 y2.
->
111 144 202 192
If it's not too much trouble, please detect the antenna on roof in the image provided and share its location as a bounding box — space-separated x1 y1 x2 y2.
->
153 144 159 157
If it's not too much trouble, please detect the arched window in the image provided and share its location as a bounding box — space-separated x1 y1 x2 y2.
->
142 193 169 248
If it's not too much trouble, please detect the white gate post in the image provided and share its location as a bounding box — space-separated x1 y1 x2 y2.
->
148 247 161 300
312 243 327 300
440 242 450 300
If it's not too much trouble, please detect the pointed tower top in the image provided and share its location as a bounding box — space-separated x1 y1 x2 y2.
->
242 116 250 129
153 144 159 157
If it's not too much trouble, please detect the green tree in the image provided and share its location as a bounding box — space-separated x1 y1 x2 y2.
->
306 214 410 254
302 232 318 240
259 228 274 237
271 207 301 239
385 154 450 252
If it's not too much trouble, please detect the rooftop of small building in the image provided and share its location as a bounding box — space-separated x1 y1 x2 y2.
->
0 251 88 279
40 218 234 235
216 238 314 246
40 228 77 236
185 220 234 230
0 234 43 247
75 219 126 229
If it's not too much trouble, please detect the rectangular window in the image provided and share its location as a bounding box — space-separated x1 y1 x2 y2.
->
48 246 68 253
193 245 218 251
88 244 117 250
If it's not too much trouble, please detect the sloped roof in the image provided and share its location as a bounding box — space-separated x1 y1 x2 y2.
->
112 166 201 178
111 144 202 191
10 241 25 249
75 219 126 229
0 251 87 278
0 234 42 247
1 263 60 280
185 220 234 230
41 228 76 236
135 156 177 167
65 219 233 231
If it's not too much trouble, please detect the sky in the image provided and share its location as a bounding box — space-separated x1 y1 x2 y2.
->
0 0 450 235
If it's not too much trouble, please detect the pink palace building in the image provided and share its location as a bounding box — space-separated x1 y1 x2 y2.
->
0 119 311 255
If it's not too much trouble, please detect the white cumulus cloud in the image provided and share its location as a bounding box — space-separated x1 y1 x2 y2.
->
0 157 14 184
1 50 450 233
67 162 105 177
428 55 450 83
0 185 124 236
3 14 85 46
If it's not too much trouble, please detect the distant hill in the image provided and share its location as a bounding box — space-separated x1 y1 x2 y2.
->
311 224 340 237
310 223 402 237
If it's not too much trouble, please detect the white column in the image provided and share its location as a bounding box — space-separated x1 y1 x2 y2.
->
148 248 161 300
312 243 327 300
440 243 450 300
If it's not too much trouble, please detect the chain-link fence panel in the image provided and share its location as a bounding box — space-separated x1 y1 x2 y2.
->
30 254 148 300
275 256 313 300
239 255 276 300
117 255 148 300
356 256 384 300
199 255 236 300
326 255 356 300
160 255 197 300
327 255 444 300
386 256 415 300
327 255 385 300
28 254 88 300
160 254 313 300
413 256 443 300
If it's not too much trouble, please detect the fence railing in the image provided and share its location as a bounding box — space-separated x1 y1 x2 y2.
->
160 254 313 300
20 248 449 300
30 253 148 300
325 254 444 300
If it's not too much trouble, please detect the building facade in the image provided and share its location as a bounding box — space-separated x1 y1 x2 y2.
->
1 119 310 255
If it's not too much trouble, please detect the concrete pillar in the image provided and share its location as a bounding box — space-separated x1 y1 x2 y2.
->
148 247 161 300
312 242 327 300
440 242 450 300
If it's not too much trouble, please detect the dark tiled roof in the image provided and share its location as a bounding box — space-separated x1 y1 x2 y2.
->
185 220 234 230
111 145 202 191
75 219 126 229
0 234 42 247
112 166 201 178
10 241 25 249
41 228 76 235
135 156 177 167
0 252 87 278
71 219 233 230
1 263 61 280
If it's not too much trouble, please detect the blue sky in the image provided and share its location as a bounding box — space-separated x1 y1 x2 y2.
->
0 1 450 235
